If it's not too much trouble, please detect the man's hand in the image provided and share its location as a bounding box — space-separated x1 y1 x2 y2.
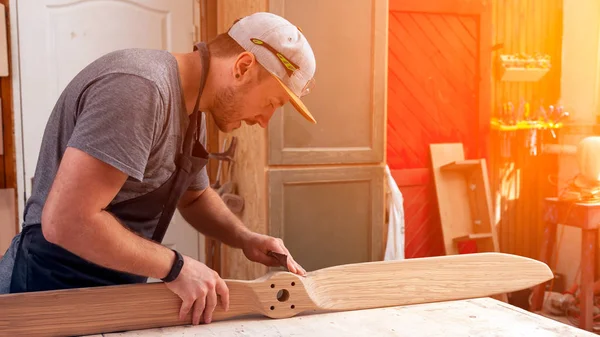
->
177 188 306 275
164 255 229 325
241 233 307 276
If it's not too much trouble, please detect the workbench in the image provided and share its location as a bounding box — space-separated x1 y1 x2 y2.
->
530 197 600 332
82 297 593 336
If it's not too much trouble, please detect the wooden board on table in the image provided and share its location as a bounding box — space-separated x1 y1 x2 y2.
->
430 143 499 255
92 298 592 337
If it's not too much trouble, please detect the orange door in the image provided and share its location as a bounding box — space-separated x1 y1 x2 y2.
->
387 0 491 257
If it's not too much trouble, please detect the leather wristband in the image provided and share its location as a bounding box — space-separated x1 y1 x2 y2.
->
161 249 184 282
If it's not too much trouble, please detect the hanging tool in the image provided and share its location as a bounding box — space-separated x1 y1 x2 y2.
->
210 136 245 214
211 138 228 191
209 137 237 162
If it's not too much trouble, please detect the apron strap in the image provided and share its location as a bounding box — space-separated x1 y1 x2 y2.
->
151 42 211 243
182 42 210 157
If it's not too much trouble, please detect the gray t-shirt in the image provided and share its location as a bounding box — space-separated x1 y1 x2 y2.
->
0 47 209 293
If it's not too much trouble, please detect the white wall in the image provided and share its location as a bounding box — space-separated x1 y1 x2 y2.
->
554 0 600 288
560 0 600 124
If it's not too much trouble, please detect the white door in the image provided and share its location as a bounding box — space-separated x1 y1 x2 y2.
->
13 0 204 263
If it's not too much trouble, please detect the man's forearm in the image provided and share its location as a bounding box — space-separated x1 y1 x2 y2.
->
44 211 175 280
178 188 251 248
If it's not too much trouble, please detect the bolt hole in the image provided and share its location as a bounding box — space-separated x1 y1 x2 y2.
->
277 289 290 302
291 282 295 286
270 284 275 288
270 305 275 310
291 304 295 309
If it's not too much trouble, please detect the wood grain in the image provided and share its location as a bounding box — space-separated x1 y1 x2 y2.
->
215 0 269 281
0 253 552 337
304 252 551 311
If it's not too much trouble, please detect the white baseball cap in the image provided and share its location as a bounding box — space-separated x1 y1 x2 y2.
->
228 12 317 124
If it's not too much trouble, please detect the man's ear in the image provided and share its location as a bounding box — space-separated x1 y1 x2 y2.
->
233 52 257 81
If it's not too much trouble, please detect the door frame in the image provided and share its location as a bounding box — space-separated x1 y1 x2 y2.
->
8 0 25 227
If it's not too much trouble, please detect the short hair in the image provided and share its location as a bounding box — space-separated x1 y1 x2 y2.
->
207 23 270 81
207 32 245 58
207 18 245 58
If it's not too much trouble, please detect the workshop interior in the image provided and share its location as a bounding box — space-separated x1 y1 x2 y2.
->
0 0 600 336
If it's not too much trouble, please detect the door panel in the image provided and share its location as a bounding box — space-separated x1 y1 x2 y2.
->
16 0 201 261
268 166 385 271
267 0 386 165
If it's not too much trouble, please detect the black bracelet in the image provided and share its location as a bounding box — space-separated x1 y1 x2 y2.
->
161 249 184 282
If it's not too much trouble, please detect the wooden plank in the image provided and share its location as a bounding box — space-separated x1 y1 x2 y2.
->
0 253 552 337
96 298 595 336
441 160 481 171
430 143 499 255
454 233 493 242
389 0 484 15
430 143 473 255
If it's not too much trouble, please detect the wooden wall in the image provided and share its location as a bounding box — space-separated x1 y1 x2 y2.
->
203 0 270 280
489 0 564 259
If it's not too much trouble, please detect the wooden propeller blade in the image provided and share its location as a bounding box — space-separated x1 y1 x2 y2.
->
0 253 552 337
302 252 553 311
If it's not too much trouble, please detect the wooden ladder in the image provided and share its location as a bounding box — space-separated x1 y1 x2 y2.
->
430 143 500 255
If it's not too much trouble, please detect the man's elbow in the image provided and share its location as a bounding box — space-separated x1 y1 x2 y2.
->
41 206 73 246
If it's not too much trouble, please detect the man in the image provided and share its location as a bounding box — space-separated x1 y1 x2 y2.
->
0 12 316 326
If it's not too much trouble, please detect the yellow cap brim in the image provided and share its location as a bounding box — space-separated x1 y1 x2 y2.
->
271 74 316 124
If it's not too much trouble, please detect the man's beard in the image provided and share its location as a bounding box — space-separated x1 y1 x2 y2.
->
210 85 247 132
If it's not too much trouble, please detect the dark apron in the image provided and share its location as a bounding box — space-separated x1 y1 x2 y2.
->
9 42 211 293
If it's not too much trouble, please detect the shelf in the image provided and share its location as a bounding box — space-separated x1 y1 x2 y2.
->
440 160 481 172
491 119 564 131
453 233 493 242
499 67 549 82
497 53 551 82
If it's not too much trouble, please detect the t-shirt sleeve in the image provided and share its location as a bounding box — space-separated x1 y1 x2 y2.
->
188 112 210 191
67 73 160 181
